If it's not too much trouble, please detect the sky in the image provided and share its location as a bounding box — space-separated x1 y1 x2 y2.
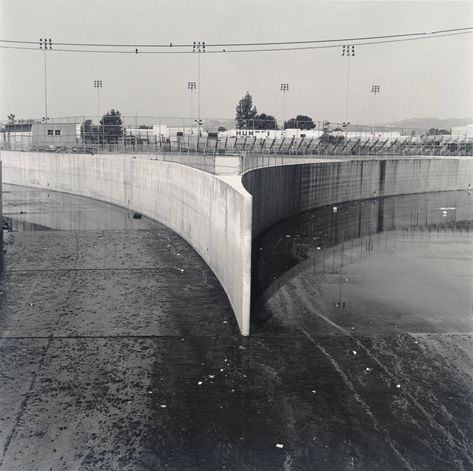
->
1 0 473 126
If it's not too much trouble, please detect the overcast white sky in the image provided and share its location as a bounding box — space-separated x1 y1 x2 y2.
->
1 0 472 125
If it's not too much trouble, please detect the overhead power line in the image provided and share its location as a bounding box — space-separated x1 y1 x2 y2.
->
1 26 472 48
0 27 472 54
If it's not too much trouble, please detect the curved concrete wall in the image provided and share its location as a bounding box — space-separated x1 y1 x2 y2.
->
242 158 473 237
1 151 252 335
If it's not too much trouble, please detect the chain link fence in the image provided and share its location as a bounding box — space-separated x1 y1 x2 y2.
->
1 116 471 175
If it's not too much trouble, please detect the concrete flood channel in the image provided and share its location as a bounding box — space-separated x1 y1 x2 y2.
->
1 184 472 470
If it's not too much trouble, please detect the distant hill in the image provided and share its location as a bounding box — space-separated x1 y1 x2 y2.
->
384 117 473 130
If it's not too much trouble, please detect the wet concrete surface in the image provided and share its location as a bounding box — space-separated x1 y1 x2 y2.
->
1 184 472 470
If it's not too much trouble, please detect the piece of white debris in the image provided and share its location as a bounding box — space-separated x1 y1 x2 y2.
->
366 368 371 372
220 368 224 372
223 320 228 324
276 443 284 449
208 375 215 379
180 269 184 273
316 246 321 250
160 405 167 408
30 303 34 307
198 381 203 386
148 391 153 394
312 390 316 394
396 384 401 389
352 350 357 355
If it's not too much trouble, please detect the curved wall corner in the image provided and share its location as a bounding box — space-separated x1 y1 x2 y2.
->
0 151 252 336
242 158 473 238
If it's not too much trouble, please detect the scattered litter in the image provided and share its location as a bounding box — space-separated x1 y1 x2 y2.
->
208 375 215 379
220 368 224 372
396 384 401 389
224 359 228 363
180 269 184 273
148 391 153 394
414 341 419 344
177 253 180 256
127 401 132 404
351 327 355 330
198 381 203 386
352 350 357 355
160 405 167 408
332 206 338 213
366 368 371 372
316 246 321 250
286 234 291 238
311 390 316 394
181 338 184 341
30 303 34 307
276 443 284 449
238 345 246 350
223 320 228 324
231 389 235 393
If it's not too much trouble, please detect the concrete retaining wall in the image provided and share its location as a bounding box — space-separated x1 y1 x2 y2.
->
242 158 473 237
0 151 252 335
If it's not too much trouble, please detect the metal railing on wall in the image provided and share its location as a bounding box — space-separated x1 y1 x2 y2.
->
1 117 472 175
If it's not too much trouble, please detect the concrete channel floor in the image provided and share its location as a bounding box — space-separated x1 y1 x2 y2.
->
0 184 472 470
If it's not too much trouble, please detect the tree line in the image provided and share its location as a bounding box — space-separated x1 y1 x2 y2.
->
235 92 315 130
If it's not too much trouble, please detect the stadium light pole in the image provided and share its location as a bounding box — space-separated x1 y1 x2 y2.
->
193 41 205 134
371 84 380 128
39 38 52 121
94 80 103 123
187 81 196 132
342 45 355 125
280 83 289 129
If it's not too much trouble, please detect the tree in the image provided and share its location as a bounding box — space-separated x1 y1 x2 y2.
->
284 115 315 130
99 109 123 143
235 92 257 129
81 119 99 144
427 128 451 136
254 113 278 130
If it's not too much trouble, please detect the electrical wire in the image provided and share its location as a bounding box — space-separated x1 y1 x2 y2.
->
0 26 472 50
0 29 472 54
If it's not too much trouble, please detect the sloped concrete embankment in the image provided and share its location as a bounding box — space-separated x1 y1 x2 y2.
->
242 158 473 237
0 151 252 335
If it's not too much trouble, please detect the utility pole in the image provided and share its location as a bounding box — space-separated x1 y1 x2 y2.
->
94 80 103 123
342 45 355 125
39 38 53 121
188 81 196 133
192 41 205 135
280 83 289 129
